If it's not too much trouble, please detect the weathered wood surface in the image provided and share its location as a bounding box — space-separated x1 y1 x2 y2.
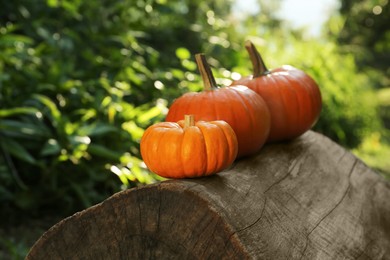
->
27 131 390 259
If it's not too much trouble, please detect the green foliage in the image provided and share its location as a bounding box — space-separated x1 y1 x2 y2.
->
377 88 390 129
334 0 389 74
0 0 239 220
324 0 390 177
353 132 390 179
0 235 30 259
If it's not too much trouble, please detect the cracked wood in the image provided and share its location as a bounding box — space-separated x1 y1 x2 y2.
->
27 131 390 259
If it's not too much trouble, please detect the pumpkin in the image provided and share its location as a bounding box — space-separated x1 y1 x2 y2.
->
166 54 271 158
231 41 322 142
140 115 238 178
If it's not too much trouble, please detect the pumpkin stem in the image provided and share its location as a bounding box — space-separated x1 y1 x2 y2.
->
195 53 217 91
184 115 195 128
245 40 269 77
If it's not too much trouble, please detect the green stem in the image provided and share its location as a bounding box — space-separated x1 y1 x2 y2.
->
245 40 269 77
195 53 217 91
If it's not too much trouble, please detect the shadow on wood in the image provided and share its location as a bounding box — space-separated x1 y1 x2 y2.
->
26 131 390 259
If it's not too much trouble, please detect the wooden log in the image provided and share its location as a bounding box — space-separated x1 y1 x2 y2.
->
26 131 390 259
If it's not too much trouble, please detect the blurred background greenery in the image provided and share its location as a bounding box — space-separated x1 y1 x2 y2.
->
0 0 389 258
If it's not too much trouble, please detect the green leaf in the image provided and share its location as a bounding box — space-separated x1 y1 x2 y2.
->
0 34 34 46
176 47 191 60
46 0 59 7
110 165 129 185
0 107 39 118
181 59 197 71
122 121 144 140
33 94 61 124
40 139 61 156
87 143 122 161
137 107 162 124
131 60 152 77
0 119 50 139
78 123 117 137
0 138 36 164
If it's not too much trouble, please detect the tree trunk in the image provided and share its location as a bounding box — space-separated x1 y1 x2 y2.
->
27 131 390 259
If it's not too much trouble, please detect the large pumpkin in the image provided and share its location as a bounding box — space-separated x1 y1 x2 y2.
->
232 41 322 142
166 54 271 158
141 115 238 178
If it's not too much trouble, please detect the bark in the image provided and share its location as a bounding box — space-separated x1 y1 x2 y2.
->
27 131 390 259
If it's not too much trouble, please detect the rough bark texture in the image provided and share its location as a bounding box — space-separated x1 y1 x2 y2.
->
27 131 390 259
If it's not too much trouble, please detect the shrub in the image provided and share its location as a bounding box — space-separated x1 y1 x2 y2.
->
0 0 236 220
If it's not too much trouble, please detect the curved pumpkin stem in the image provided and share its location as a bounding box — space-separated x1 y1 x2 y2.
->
195 53 217 91
245 40 269 77
184 115 195 128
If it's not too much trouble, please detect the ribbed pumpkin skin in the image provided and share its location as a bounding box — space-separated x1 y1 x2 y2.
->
233 65 322 142
140 119 238 178
165 86 271 158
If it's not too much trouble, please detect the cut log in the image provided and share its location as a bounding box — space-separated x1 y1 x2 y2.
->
26 131 390 259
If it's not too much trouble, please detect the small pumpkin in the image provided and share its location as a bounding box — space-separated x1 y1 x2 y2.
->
140 115 238 178
166 54 271 158
231 41 322 142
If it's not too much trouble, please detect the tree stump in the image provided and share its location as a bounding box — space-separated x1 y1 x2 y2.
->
27 131 390 259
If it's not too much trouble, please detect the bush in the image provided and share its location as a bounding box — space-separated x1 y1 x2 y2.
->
0 0 237 220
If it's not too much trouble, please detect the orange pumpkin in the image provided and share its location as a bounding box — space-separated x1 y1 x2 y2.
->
140 115 238 178
166 54 271 158
231 41 322 142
